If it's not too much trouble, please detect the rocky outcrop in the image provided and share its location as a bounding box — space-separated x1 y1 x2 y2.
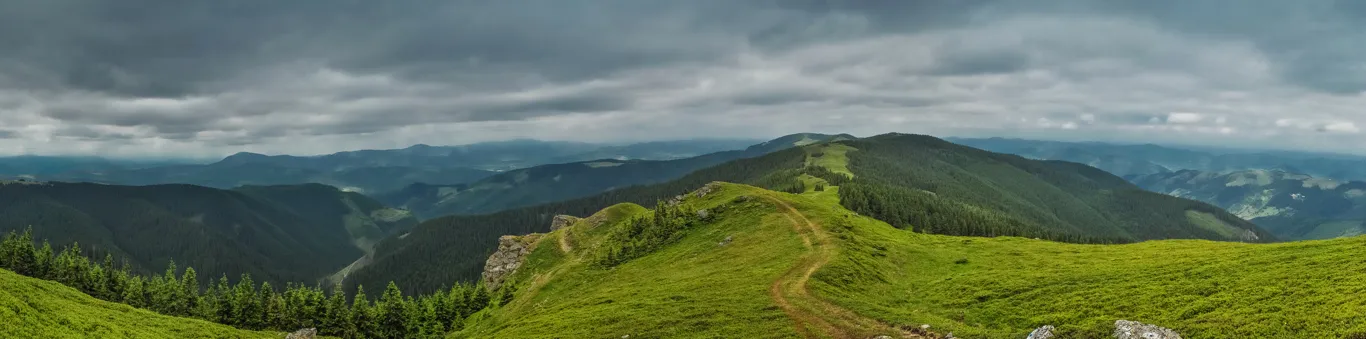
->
285 328 316 339
1113 320 1181 339
550 214 580 231
695 182 720 198
669 182 724 206
1026 325 1055 339
481 234 543 290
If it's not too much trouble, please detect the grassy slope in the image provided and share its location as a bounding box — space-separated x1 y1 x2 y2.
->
0 269 279 339
456 182 1366 338
805 143 856 178
455 185 808 338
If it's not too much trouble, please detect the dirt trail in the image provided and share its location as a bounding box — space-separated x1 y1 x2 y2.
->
763 195 924 339
558 230 573 253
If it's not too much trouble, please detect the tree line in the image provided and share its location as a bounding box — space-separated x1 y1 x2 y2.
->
0 228 503 338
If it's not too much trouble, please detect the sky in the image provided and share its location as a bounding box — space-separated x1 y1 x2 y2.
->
2 0 1366 158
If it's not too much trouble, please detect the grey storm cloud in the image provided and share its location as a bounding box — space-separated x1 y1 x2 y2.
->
2 0 1366 157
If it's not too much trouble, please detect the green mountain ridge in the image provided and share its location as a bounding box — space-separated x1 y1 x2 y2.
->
32 139 763 194
347 133 1264 295
953 137 1366 181
378 133 856 218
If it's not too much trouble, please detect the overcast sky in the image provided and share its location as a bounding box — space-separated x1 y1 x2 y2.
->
3 0 1366 157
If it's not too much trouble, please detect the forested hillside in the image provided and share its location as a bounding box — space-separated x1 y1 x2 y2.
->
0 181 415 285
379 133 855 218
840 134 1271 243
235 184 418 251
349 133 1263 294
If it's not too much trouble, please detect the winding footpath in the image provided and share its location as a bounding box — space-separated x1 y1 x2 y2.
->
763 195 925 339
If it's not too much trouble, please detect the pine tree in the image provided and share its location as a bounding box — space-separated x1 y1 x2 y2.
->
401 296 427 338
416 296 442 337
432 288 453 331
101 254 125 301
232 275 261 329
4 228 38 276
349 285 378 339
122 276 146 308
52 243 84 286
215 275 234 324
160 261 185 316
470 283 491 313
379 282 408 339
195 280 219 320
180 267 199 317
447 284 469 321
32 241 53 280
265 288 287 330
259 281 281 330
0 230 13 270
83 263 108 300
322 284 350 337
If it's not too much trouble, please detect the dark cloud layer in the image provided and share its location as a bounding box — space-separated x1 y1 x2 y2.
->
2 0 1366 157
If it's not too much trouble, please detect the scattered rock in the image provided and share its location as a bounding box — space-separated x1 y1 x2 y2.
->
1113 320 1181 339
696 209 710 220
717 235 733 247
481 234 543 290
285 328 316 339
550 214 580 231
1026 325 1056 339
695 182 720 198
871 336 892 339
906 324 947 338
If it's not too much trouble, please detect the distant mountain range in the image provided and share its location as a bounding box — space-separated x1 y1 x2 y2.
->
377 133 856 218
951 137 1366 181
6 138 761 194
0 156 200 177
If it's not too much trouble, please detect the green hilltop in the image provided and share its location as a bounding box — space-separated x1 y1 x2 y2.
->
456 181 1366 338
